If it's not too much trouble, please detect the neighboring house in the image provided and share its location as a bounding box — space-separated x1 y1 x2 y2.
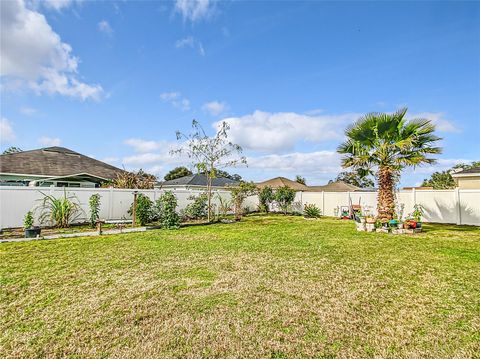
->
307 181 365 192
0 147 124 187
451 167 480 189
256 177 309 191
156 174 239 190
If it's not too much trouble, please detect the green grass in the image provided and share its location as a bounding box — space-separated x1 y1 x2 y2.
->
1 215 479 358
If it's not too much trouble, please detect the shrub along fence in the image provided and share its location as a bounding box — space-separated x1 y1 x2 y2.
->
0 186 478 229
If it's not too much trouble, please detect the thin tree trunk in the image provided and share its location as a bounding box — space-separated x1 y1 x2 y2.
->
377 166 395 220
207 175 212 222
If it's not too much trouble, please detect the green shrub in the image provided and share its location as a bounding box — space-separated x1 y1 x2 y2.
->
217 194 232 219
38 189 82 228
133 194 153 226
303 203 321 218
274 186 296 215
89 194 101 228
158 191 180 229
184 193 208 220
259 186 274 213
23 211 34 229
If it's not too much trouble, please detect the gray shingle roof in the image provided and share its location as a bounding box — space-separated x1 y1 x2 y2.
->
452 166 480 175
160 174 238 187
0 147 124 180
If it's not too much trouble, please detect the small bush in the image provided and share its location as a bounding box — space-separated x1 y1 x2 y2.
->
304 204 321 218
258 186 274 213
274 186 296 215
158 191 179 229
184 193 208 220
23 211 34 229
217 194 232 219
132 194 153 226
89 194 101 228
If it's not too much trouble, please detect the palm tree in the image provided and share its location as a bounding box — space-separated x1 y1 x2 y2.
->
337 108 442 220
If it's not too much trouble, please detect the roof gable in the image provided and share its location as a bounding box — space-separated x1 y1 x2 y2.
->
0 147 124 180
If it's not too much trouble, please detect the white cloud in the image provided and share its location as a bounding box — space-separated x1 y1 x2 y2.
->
215 110 360 152
174 0 214 22
407 112 460 133
0 118 16 143
19 107 38 115
159 91 190 111
38 136 61 146
40 0 80 11
247 151 341 179
202 101 228 116
124 138 166 153
101 156 119 164
0 0 103 100
175 36 195 48
175 36 205 56
97 20 113 36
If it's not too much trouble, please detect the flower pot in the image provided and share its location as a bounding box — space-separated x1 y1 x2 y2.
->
25 227 41 238
416 222 422 229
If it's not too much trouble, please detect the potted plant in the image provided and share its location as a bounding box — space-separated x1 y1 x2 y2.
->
24 211 41 238
411 204 424 229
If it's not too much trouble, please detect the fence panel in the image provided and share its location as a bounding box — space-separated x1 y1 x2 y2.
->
1 187 479 229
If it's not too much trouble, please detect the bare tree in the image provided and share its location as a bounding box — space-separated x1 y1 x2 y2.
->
171 120 246 222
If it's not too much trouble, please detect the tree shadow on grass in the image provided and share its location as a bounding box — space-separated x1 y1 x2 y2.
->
422 223 480 233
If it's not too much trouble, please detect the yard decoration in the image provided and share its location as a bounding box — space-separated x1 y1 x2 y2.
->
172 120 246 222
338 108 442 221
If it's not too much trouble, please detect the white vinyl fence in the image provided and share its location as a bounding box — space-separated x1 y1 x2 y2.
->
0 186 479 229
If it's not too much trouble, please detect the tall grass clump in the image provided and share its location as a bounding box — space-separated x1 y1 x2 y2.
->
38 189 82 228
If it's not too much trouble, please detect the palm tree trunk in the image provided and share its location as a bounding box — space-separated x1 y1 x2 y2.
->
377 166 395 220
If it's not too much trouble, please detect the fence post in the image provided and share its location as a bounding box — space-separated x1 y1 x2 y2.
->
412 188 416 213
455 188 461 225
108 186 114 220
321 191 325 215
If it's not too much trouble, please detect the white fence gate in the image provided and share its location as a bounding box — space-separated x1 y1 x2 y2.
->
0 186 479 229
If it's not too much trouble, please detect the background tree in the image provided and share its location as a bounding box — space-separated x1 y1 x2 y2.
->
295 175 306 185
335 170 375 188
421 160 480 189
164 166 193 181
338 108 441 220
2 146 22 155
109 169 157 189
172 120 246 222
421 170 455 189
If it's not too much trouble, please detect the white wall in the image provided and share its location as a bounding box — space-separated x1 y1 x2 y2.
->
0 187 478 229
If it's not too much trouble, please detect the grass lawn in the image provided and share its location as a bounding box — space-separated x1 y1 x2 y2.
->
1 215 479 358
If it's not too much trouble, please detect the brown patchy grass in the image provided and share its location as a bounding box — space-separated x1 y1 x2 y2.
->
1 215 479 358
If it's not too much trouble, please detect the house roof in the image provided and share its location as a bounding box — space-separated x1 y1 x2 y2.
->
307 181 361 192
451 166 480 177
256 177 309 191
158 174 239 187
0 147 124 181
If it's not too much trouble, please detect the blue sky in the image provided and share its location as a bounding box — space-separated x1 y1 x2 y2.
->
1 0 479 186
